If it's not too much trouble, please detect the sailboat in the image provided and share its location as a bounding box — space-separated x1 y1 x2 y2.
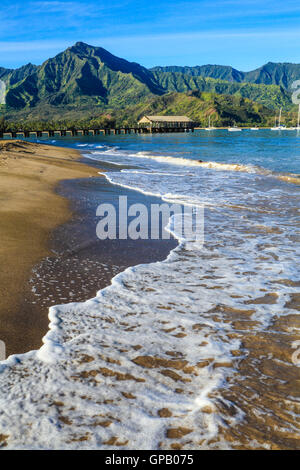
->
228 122 242 132
205 116 216 131
271 108 286 130
271 116 278 131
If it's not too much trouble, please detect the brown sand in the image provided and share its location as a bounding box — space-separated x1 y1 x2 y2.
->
0 140 99 356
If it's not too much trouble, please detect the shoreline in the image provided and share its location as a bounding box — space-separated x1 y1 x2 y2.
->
0 140 177 357
33 157 178 322
0 137 299 449
0 140 100 356
29 162 177 340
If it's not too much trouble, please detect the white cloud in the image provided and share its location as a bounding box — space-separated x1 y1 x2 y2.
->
0 26 299 53
0 40 72 52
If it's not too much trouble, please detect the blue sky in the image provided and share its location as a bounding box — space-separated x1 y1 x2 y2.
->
0 0 299 70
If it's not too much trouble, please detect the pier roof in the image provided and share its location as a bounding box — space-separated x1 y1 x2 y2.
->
138 115 193 123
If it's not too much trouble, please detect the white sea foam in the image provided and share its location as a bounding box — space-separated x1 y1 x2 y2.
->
132 152 261 173
84 145 300 184
0 143 299 449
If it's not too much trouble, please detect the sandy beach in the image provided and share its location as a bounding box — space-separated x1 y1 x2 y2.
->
0 136 299 450
0 140 99 356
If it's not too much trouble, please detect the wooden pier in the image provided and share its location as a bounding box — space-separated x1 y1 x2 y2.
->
0 127 194 140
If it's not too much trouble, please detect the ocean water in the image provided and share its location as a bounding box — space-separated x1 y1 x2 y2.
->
0 130 299 449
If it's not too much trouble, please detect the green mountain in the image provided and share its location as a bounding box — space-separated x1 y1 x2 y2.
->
3 42 164 112
0 67 12 79
151 71 291 109
0 42 299 123
151 65 244 82
239 62 300 89
151 62 300 90
0 63 39 94
113 91 275 127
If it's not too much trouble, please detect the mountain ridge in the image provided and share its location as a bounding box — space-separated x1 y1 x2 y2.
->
0 42 298 121
150 61 300 90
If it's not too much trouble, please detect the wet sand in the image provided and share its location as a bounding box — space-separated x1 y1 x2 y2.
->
0 141 99 356
28 172 177 348
0 142 177 357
